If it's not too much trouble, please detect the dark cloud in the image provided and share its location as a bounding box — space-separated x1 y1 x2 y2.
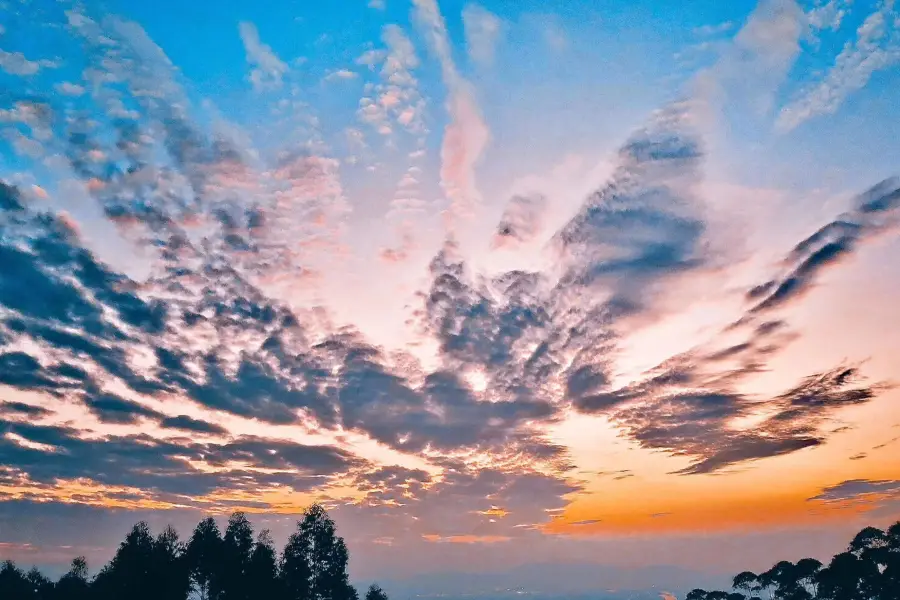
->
748 178 900 315
83 390 163 425
0 401 53 419
808 479 900 503
608 365 883 475
159 415 228 436
553 102 706 309
0 418 361 499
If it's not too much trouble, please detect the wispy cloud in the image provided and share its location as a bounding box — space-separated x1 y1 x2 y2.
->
778 0 900 131
462 4 504 66
694 0 804 117
238 21 289 92
412 0 489 228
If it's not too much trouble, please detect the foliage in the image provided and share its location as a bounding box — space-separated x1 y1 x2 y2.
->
0 504 383 600
689 520 900 600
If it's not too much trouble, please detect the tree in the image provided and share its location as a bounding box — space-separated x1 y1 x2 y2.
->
26 567 54 600
222 512 255 600
303 504 356 600
153 525 191 600
248 529 282 600
282 520 314 600
186 517 224 600
54 556 90 600
732 571 760 596
365 583 389 600
282 504 356 600
883 521 900 600
0 560 32 600
94 522 158 600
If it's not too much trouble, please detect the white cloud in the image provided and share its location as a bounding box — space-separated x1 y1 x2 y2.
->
462 4 504 66
238 21 289 92
0 49 51 76
691 0 804 118
777 1 900 131
806 0 851 32
368 0 386 9
693 21 735 37
55 82 86 96
325 69 359 82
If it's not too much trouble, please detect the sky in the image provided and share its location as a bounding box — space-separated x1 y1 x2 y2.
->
1 0 900 594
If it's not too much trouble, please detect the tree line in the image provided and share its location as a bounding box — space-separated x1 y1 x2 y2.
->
0 503 391 600
687 520 900 600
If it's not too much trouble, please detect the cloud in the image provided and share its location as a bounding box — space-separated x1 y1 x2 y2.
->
0 50 56 77
777 1 900 131
380 228 417 263
462 4 504 66
552 101 706 317
806 0 851 32
339 465 579 543
238 21 289 91
808 479 900 503
601 358 884 476
325 69 358 83
159 415 228 436
693 22 735 37
356 25 426 138
746 177 900 314
54 82 86 96
492 193 548 249
412 0 490 226
694 0 804 116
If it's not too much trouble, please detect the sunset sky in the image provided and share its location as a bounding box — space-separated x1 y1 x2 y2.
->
1 0 900 592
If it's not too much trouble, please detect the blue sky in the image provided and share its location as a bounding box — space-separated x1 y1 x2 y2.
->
1 0 900 594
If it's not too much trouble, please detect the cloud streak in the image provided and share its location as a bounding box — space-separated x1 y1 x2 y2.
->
412 0 490 227
778 0 900 131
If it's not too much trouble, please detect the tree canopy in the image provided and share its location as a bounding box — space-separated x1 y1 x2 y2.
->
0 503 385 600
688 520 900 600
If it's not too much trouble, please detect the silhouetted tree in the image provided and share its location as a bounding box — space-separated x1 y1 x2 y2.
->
94 522 158 600
0 560 32 599
186 517 224 600
248 529 282 600
282 518 314 600
669 520 900 600
883 521 900 600
54 557 90 600
282 504 356 600
26 567 54 600
152 525 191 600
365 583 389 600
222 512 255 600
732 571 760 598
